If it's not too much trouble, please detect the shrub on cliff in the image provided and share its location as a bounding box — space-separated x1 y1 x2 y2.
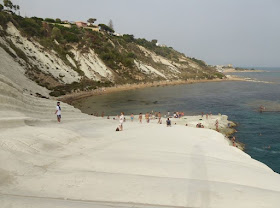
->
64 33 79 43
190 57 207 67
98 24 114 33
122 34 135 43
31 16 43 21
45 18 55 23
55 18 61 23
51 27 62 40
0 4 4 11
49 79 113 97
0 12 10 27
16 17 44 37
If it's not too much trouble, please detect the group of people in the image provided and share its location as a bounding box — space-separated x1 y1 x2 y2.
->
201 112 213 119
55 103 241 149
54 102 218 132
173 112 185 118
114 111 178 131
196 123 205 128
54 103 218 132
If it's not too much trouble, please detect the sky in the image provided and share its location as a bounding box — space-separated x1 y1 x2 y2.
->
5 0 280 67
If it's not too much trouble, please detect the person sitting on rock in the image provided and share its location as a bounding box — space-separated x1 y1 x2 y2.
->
166 118 171 127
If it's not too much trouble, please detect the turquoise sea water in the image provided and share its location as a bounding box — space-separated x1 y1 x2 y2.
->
74 67 280 173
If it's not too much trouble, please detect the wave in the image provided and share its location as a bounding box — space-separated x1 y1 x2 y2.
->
252 147 280 154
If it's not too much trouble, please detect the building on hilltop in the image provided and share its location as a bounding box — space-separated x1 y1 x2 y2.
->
156 42 167 47
113 32 123 37
85 25 100 32
75 21 87 28
227 64 233 68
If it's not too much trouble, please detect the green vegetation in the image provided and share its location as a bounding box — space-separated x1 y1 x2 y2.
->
2 0 20 13
190 57 207 67
121 35 180 61
44 18 55 23
55 18 61 23
87 18 96 24
98 24 114 33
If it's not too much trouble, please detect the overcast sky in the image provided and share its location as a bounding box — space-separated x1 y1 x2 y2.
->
6 0 280 67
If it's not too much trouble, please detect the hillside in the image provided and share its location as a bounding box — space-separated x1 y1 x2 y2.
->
0 11 223 98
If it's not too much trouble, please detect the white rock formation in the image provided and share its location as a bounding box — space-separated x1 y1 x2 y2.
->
5 23 80 84
1 23 115 84
71 48 113 81
1 62 280 208
134 60 167 79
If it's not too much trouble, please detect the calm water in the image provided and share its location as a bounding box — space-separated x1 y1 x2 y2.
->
73 67 280 173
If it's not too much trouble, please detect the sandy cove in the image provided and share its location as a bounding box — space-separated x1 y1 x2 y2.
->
60 76 246 104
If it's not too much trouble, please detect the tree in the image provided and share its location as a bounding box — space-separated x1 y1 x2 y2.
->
87 18 97 24
3 0 13 10
123 34 135 43
0 4 4 11
108 19 114 30
45 18 55 23
55 18 62 23
98 24 114 33
51 27 62 40
3 0 20 13
151 39 158 44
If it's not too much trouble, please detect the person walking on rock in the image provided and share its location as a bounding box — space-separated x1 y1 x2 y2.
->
119 112 124 131
55 102 62 123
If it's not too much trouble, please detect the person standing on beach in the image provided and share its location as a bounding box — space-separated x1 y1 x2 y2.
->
215 119 219 132
131 113 134 122
145 112 150 123
54 102 61 123
139 113 143 123
119 112 124 131
149 112 153 120
158 112 162 124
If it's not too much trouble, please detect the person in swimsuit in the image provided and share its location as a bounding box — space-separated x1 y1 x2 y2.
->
139 113 143 123
119 112 124 131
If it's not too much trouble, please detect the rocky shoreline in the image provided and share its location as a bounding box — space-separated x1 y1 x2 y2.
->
162 114 245 151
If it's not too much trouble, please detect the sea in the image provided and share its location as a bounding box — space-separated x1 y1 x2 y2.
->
73 67 280 173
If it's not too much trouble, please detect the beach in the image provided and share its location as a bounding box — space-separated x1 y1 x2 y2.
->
61 76 247 104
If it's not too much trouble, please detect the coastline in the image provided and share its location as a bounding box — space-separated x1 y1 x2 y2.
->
60 76 247 104
223 69 265 73
117 114 245 151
